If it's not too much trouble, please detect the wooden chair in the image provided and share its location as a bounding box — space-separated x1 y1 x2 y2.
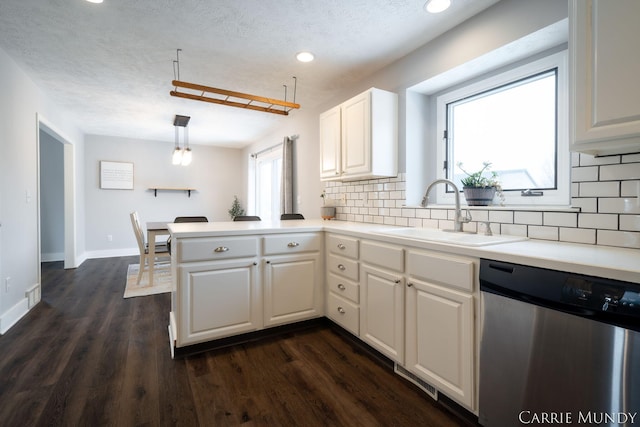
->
130 211 170 286
233 215 261 221
280 213 305 220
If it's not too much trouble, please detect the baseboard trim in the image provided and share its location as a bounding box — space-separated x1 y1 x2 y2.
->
0 297 29 334
84 248 139 259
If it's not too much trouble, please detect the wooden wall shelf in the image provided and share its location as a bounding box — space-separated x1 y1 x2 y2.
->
149 187 196 197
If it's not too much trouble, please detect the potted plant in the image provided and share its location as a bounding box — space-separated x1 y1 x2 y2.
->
457 162 504 206
320 190 336 220
228 195 245 219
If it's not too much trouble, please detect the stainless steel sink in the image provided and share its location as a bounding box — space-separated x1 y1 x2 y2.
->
376 227 528 247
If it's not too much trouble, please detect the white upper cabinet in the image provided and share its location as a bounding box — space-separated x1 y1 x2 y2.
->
319 105 342 179
570 0 640 155
320 88 398 181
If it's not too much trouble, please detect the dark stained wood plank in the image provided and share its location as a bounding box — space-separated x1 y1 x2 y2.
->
0 257 477 427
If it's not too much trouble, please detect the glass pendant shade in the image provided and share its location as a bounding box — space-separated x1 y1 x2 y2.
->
181 148 192 166
172 116 191 165
172 147 183 165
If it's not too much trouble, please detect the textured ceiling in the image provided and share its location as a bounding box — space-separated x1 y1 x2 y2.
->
0 0 500 147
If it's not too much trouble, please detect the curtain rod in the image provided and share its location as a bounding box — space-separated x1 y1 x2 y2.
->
251 143 281 159
250 135 298 158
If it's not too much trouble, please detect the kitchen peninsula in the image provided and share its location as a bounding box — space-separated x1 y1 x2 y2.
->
167 219 640 413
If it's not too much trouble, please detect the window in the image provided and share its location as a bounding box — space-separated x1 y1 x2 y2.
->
435 50 569 206
252 148 282 221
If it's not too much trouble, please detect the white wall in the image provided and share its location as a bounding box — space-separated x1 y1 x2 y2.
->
39 130 65 261
84 135 244 257
0 46 84 333
244 0 568 225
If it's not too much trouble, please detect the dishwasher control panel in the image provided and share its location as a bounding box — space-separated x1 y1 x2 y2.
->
561 277 640 315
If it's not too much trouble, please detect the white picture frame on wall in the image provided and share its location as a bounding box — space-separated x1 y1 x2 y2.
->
100 161 134 190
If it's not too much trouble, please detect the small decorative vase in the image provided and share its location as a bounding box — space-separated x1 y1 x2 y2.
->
463 187 496 206
321 206 336 220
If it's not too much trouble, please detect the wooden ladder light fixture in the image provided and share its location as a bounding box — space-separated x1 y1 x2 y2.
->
170 49 300 116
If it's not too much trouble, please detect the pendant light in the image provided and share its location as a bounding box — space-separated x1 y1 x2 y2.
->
172 115 191 166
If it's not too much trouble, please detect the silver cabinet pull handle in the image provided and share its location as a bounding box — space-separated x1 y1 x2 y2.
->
287 242 299 247
395 279 401 284
337 283 346 290
337 243 346 250
407 282 414 287
214 246 229 253
337 264 346 271
337 306 346 314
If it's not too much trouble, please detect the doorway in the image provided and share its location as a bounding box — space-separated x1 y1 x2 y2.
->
37 116 76 275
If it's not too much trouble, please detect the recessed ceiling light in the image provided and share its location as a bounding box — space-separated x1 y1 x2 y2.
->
424 0 451 13
86 0 104 3
296 52 315 63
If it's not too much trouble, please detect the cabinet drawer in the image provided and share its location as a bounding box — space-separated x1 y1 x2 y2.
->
361 240 404 272
263 233 321 255
328 254 359 282
327 272 359 304
177 236 259 262
326 234 359 259
327 293 359 335
408 250 475 292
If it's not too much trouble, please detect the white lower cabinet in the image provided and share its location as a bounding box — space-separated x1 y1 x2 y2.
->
172 232 323 349
263 253 322 327
325 233 360 334
360 240 405 363
177 258 260 346
360 264 404 363
405 250 476 411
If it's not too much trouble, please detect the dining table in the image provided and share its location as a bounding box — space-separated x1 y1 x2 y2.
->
146 221 171 286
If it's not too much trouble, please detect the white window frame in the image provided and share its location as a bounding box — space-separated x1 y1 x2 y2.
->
252 147 282 221
435 50 569 206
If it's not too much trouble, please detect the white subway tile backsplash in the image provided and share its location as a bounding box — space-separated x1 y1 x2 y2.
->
430 209 448 220
489 210 514 224
323 158 640 249
543 212 577 227
621 180 640 197
571 166 599 182
622 153 640 163
579 153 620 166
571 197 598 213
598 198 640 214
559 227 596 244
528 226 559 241
471 210 489 222
579 181 620 197
501 223 528 236
578 213 619 230
619 215 640 231
600 163 640 181
514 211 543 225
597 230 640 249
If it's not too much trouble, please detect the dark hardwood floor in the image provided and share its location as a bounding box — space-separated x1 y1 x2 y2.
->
0 256 473 426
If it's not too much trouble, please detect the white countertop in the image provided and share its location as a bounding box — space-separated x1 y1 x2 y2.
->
168 219 640 283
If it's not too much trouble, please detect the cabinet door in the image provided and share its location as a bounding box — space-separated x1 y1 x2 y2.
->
177 259 260 346
263 253 322 327
570 0 640 155
341 90 371 177
405 278 474 410
360 264 404 363
319 105 342 180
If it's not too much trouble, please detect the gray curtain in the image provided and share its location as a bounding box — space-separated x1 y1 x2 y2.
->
280 136 296 214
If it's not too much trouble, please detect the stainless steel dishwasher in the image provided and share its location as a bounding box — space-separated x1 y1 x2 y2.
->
478 259 640 427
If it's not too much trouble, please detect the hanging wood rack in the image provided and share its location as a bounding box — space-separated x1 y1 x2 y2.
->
170 80 300 116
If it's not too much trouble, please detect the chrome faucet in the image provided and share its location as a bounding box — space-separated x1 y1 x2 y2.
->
421 179 472 232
